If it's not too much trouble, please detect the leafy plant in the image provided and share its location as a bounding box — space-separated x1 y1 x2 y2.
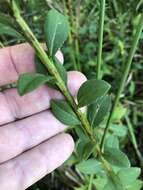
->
1 0 143 190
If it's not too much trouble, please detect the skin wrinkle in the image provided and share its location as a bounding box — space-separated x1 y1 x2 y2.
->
9 46 19 77
3 90 21 120
0 92 14 126
9 43 35 74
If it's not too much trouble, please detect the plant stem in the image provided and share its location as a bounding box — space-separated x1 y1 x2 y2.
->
97 0 106 79
75 0 81 71
88 175 94 190
62 0 78 71
100 13 143 150
125 116 143 167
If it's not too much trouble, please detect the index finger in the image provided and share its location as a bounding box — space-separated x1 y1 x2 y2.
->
0 43 63 86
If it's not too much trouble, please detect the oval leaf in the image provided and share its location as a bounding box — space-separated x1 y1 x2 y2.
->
77 80 111 108
103 174 125 190
105 135 119 149
44 9 69 56
117 167 141 186
127 180 143 190
103 147 130 168
51 100 80 126
88 95 111 127
18 73 53 96
76 159 102 175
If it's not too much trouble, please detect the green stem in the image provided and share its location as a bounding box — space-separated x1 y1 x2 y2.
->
125 116 143 167
100 13 143 150
97 0 106 79
75 1 81 71
88 175 94 190
62 0 78 70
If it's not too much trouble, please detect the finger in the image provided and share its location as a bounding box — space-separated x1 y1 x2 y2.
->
0 43 63 86
0 71 86 125
0 110 67 163
0 133 74 190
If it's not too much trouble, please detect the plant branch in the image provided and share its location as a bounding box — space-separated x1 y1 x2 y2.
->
125 115 143 167
10 0 94 142
100 13 143 150
88 175 94 190
97 0 106 79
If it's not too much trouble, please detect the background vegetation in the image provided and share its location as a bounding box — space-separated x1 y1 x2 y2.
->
0 0 143 189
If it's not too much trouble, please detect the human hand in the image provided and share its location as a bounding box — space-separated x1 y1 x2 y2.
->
0 43 86 190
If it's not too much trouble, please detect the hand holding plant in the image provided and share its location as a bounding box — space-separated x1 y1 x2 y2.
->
0 0 143 189
0 43 88 189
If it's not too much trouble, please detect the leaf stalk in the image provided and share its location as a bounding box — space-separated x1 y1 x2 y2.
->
97 0 106 79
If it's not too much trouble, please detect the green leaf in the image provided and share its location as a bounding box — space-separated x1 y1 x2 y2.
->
111 103 127 122
77 80 111 107
18 73 53 96
93 177 107 190
103 174 125 190
74 185 88 190
105 135 119 149
35 55 49 75
118 167 141 186
127 180 143 190
111 124 127 138
0 23 22 38
76 159 102 175
51 100 80 126
44 9 69 56
101 124 127 138
103 147 130 168
82 141 96 160
76 139 96 160
75 126 87 140
88 95 111 127
76 139 89 161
